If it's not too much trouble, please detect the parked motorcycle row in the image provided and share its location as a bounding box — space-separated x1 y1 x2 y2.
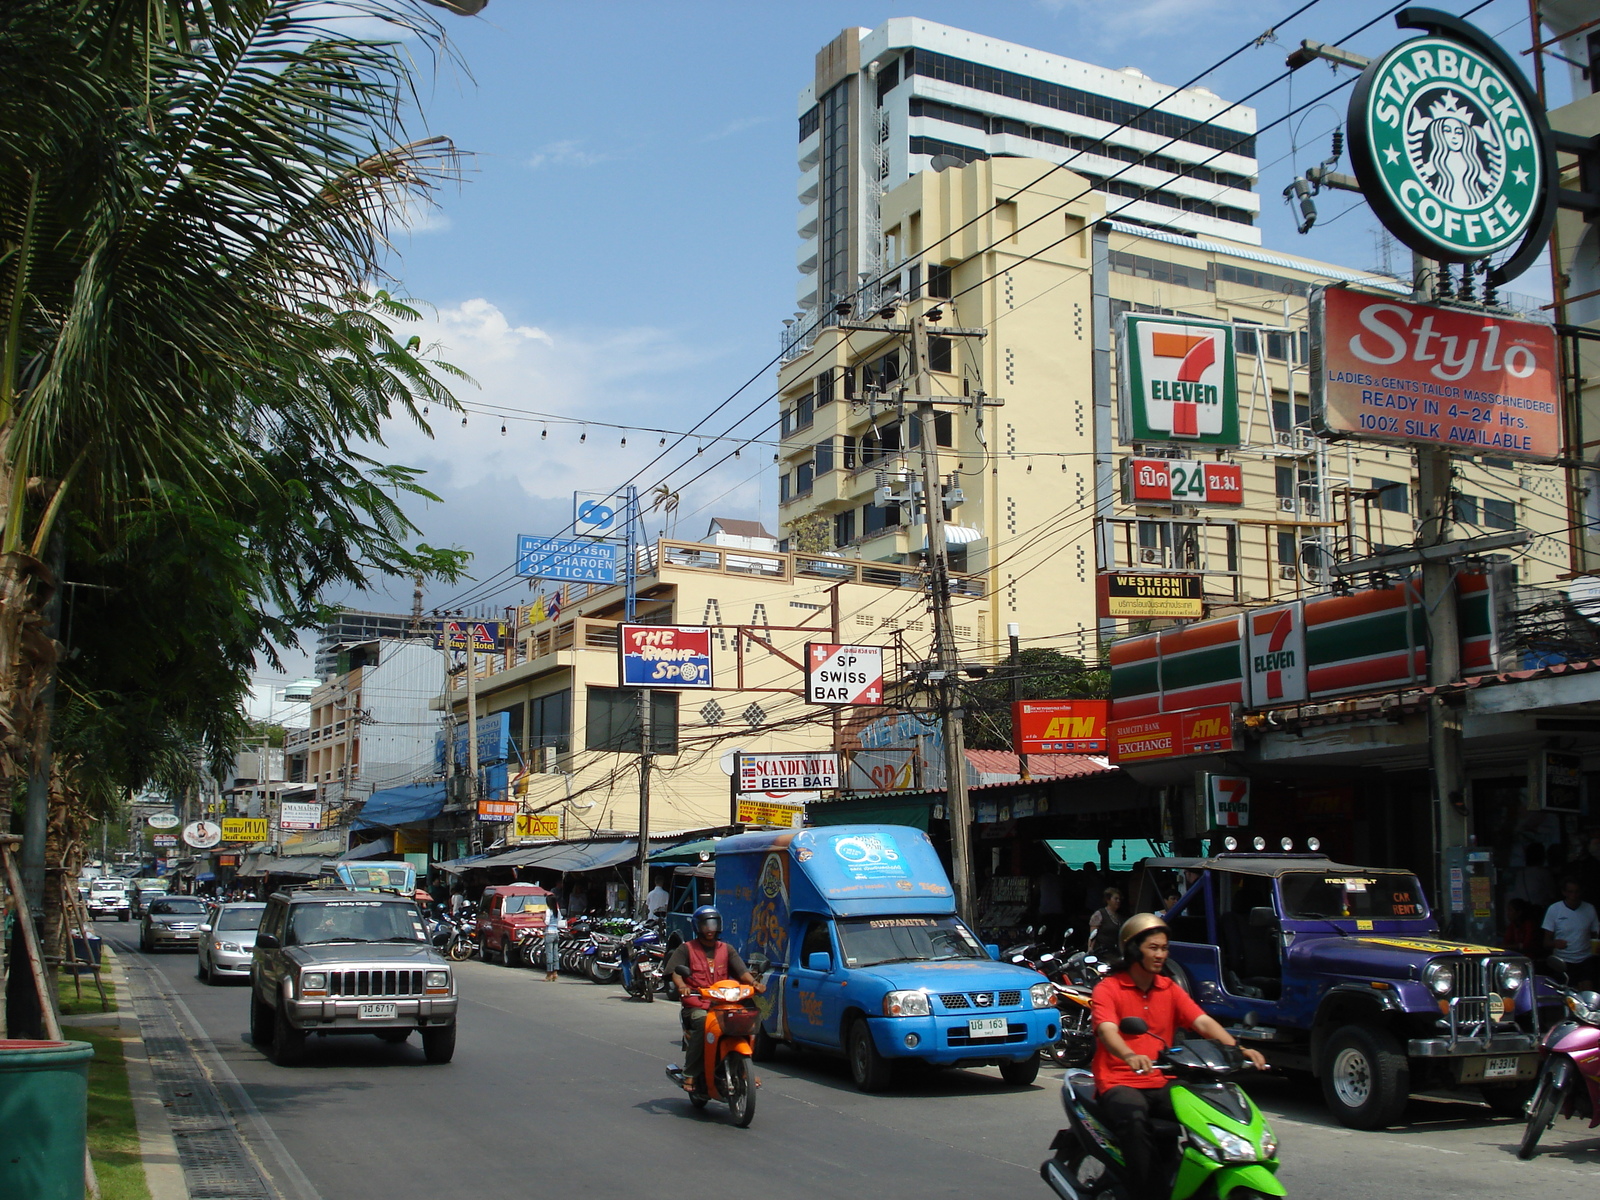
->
1001 927 1109 1069
440 906 675 995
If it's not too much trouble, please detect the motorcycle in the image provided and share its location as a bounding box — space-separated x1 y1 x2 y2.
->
587 928 624 985
1517 984 1600 1159
620 918 667 1002
665 980 760 1127
1041 1017 1284 1200
1039 979 1097 1068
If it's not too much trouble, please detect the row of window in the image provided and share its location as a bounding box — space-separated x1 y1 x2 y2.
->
782 343 961 435
909 98 1256 193
903 49 1257 157
780 417 957 500
1107 250 1308 298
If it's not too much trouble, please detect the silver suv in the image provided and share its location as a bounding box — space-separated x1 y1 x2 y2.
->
249 887 457 1065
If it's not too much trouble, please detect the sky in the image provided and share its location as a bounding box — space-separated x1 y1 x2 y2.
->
251 0 1579 696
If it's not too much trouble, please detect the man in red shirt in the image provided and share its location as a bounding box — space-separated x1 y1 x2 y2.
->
1091 913 1265 1200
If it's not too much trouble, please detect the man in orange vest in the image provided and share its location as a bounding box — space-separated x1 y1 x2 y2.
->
664 906 763 1091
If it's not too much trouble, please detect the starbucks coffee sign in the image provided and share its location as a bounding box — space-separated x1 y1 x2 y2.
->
1348 11 1555 277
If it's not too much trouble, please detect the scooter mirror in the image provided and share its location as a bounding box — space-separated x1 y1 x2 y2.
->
1119 1016 1149 1037
1011 955 1026 963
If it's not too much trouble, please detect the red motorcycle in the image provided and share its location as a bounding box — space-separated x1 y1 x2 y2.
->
1518 985 1600 1159
665 980 760 1127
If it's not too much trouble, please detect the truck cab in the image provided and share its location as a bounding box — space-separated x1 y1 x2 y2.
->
475 883 552 965
717 824 1057 1092
1134 851 1544 1129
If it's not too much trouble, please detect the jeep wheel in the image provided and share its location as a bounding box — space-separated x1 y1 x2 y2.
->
848 1020 893 1092
1319 1024 1409 1129
271 998 307 1066
499 937 519 967
421 1022 456 1064
249 988 275 1044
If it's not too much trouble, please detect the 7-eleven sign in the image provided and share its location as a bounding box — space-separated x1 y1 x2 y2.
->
1247 603 1307 706
805 644 885 706
1117 313 1239 447
1204 774 1251 829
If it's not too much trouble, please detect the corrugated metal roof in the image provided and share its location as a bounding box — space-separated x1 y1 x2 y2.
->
964 750 1115 780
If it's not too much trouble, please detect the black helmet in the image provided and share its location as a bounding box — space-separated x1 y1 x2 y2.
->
692 905 722 936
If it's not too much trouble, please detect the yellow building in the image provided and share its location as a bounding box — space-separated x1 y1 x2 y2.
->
775 156 1571 657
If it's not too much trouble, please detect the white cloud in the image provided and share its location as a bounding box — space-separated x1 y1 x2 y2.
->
700 115 771 142
526 139 613 170
394 195 453 235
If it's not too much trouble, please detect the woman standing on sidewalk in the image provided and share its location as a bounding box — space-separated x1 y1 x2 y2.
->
543 895 562 982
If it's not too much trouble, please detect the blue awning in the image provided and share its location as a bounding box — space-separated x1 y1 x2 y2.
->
341 835 395 860
352 783 446 829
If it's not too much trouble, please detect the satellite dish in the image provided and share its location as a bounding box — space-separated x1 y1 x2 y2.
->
929 154 966 172
720 749 740 777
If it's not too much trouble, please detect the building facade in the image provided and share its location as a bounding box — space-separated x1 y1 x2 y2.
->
313 608 419 679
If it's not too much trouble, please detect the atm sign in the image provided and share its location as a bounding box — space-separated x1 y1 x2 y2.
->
1012 700 1109 754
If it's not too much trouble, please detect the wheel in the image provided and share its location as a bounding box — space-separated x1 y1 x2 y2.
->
1318 1024 1409 1129
196 954 208 981
721 1052 756 1127
1481 1080 1534 1118
249 988 275 1044
848 1020 894 1092
271 998 307 1066
139 931 150 952
447 937 473 962
499 937 519 967
689 1093 709 1109
588 961 619 986
1517 1065 1564 1159
377 1030 411 1044
421 1023 456 1064
751 1021 777 1062
522 941 544 970
999 1051 1041 1086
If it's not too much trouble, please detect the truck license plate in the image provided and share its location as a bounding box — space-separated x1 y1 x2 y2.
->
358 1003 397 1020
968 1017 1007 1038
1484 1056 1518 1078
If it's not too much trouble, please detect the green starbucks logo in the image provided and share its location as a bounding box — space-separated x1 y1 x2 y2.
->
1351 33 1547 261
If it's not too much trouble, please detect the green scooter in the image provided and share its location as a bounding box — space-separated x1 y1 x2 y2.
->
1041 1017 1285 1199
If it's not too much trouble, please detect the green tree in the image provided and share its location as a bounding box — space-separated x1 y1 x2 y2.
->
961 648 1109 751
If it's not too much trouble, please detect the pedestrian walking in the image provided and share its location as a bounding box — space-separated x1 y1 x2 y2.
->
1087 887 1125 956
543 895 562 982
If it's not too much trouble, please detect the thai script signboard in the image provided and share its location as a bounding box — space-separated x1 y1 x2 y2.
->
734 797 805 827
220 818 268 843
1124 458 1243 505
1097 572 1205 619
515 535 617 583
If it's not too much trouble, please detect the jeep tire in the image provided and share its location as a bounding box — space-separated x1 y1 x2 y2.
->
1319 1024 1409 1129
249 988 275 1044
271 998 307 1066
421 1022 457 1064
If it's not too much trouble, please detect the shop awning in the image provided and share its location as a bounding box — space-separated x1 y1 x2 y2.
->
1044 839 1169 871
917 524 985 549
352 782 446 829
341 835 395 861
439 838 639 875
648 837 720 865
806 794 933 830
255 855 328 877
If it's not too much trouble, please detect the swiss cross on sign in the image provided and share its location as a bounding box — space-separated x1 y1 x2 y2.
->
805 643 885 706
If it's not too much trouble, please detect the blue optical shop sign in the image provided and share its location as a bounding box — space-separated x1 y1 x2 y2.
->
516 536 617 582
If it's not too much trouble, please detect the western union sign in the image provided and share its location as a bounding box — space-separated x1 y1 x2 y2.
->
1096 572 1204 619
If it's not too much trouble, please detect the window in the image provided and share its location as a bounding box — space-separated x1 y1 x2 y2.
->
1235 326 1259 356
1452 494 1479 524
814 438 835 475
795 459 815 495
1275 464 1295 501
947 547 969 574
799 919 833 964
1108 250 1213 293
876 56 900 104
1272 399 1310 432
1483 497 1516 530
1265 331 1311 362
1277 530 1296 565
928 264 953 299
842 365 856 399
862 503 902 535
819 80 853 309
814 368 834 407
585 687 678 754
928 335 952 373
781 408 792 437
798 104 819 142
1211 262 1309 298
780 473 792 503
833 510 856 546
861 351 900 393
1372 478 1409 514
530 689 571 757
794 393 814 430
860 421 901 466
936 411 953 448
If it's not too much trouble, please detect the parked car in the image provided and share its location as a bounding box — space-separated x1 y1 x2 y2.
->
197 901 266 985
475 883 552 966
249 884 457 1065
88 878 131 922
1132 848 1545 1129
139 895 210 952
132 887 169 919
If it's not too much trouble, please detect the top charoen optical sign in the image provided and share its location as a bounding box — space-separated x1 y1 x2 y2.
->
1348 20 1549 263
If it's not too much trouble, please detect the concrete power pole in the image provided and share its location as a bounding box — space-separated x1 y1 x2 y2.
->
636 690 653 915
466 642 481 855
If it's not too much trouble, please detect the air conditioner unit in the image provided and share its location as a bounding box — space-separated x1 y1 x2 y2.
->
1279 565 1297 581
1278 498 1296 512
1138 547 1165 565
1304 567 1324 583
535 745 559 773
1274 431 1294 446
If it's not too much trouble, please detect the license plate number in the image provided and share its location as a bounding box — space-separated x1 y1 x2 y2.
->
1484 1056 1518 1078
358 1003 398 1020
968 1016 1008 1038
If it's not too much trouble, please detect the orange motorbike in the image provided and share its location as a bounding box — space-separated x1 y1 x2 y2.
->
665 980 760 1127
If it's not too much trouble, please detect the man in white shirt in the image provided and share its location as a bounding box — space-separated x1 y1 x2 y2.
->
646 879 671 919
1542 879 1600 990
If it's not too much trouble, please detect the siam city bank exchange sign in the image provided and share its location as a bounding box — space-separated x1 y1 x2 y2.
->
1348 12 1554 273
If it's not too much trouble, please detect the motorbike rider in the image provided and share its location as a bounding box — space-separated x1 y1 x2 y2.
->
663 905 762 1091
1091 913 1266 1200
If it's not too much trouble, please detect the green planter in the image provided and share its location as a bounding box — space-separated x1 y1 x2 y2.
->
0 1039 94 1200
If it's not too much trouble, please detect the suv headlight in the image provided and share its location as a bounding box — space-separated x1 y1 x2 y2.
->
425 970 451 990
300 972 327 993
1495 961 1527 993
1206 1125 1258 1163
1423 961 1454 996
883 990 930 1017
1030 982 1055 1009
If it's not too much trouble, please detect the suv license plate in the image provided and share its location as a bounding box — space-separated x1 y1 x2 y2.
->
968 1017 1007 1038
358 1003 398 1020
1484 1056 1518 1078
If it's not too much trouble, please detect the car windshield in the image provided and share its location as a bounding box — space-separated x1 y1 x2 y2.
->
93 881 126 891
287 900 426 945
215 907 264 932
1279 872 1430 921
150 898 206 916
502 895 546 916
834 916 985 968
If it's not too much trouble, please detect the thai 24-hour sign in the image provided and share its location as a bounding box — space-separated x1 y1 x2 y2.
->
1011 700 1109 754
618 624 714 689
805 644 885 706
1117 313 1239 447
1311 286 1561 460
1346 14 1552 266
736 752 839 793
1124 458 1243 505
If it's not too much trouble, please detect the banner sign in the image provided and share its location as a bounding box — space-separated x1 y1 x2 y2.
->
516 535 617 582
1108 705 1235 765
734 796 805 827
277 801 323 831
1012 699 1109 754
1124 458 1243 505
433 620 506 654
182 820 222 850
477 798 517 821
1097 572 1204 619
216 854 239 866
805 644 885 705
843 748 919 793
736 752 839 793
1117 313 1239 447
146 812 179 829
220 817 268 843
152 835 177 848
619 624 714 689
1203 774 1251 828
513 812 562 839
1246 605 1308 706
436 712 512 771
1312 287 1561 460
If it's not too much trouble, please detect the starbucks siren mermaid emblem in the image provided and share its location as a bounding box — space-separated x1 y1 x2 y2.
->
1407 89 1502 209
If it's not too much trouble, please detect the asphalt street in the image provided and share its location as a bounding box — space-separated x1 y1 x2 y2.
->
100 922 1600 1200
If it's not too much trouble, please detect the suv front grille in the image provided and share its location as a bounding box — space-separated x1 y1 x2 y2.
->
328 969 425 997
938 990 1024 1010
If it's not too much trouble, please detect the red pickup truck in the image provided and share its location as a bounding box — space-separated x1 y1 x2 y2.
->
476 884 554 966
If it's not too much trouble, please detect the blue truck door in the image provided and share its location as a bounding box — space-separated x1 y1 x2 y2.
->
787 916 842 1048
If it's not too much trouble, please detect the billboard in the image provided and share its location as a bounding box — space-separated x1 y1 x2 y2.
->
278 802 323 831
1011 699 1109 754
1124 458 1243 506
805 644 885 706
1117 313 1239 446
515 535 617 582
1108 705 1235 765
221 818 268 843
1097 572 1204 619
435 711 512 770
433 620 506 654
1246 605 1307 706
734 797 805 827
513 812 562 839
1203 774 1251 828
477 798 517 821
1311 287 1561 460
619 624 714 689
736 752 839 793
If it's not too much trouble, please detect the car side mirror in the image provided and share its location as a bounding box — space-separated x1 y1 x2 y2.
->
985 944 1000 959
1248 906 1279 930
806 951 832 972
256 933 280 949
199 924 212 933
1119 1016 1149 1037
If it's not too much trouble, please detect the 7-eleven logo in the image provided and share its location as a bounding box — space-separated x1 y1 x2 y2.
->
1135 319 1228 439
1247 604 1306 706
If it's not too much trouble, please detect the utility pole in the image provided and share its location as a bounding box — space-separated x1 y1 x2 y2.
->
1009 623 1028 783
636 689 652 915
465 637 481 855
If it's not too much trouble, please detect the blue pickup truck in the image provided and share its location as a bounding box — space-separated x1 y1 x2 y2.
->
1134 850 1547 1128
716 824 1058 1091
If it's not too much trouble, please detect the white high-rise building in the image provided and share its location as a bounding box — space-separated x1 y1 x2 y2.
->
793 19 1260 329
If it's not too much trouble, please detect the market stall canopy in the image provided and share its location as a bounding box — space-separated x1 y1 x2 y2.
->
437 838 639 875
341 835 395 861
1044 839 1169 871
352 782 446 829
648 837 720 865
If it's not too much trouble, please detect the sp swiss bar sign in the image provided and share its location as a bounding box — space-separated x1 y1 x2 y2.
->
1311 286 1560 460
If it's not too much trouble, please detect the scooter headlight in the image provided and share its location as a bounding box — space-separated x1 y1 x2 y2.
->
1423 961 1455 997
1029 982 1055 1009
1206 1125 1259 1163
1260 1125 1278 1159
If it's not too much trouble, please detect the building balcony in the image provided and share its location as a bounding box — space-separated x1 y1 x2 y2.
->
798 163 819 203
798 200 818 240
